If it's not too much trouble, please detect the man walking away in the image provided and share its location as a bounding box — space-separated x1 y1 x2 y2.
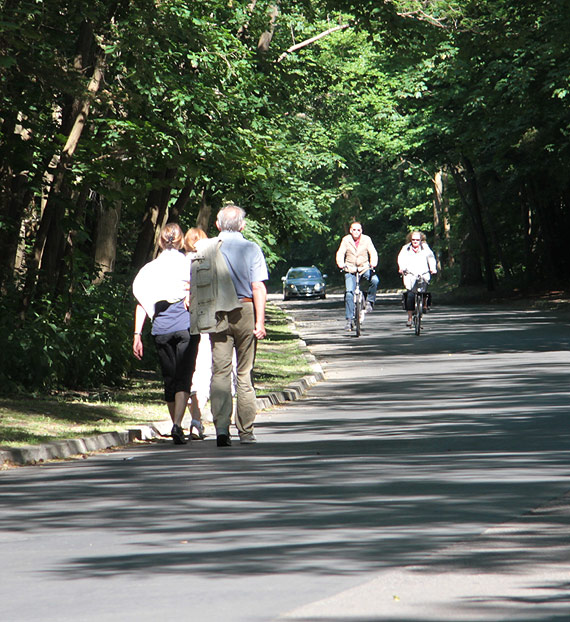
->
210 204 268 446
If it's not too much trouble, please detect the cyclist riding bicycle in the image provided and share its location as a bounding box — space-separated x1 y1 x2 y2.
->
336 221 380 331
397 231 437 328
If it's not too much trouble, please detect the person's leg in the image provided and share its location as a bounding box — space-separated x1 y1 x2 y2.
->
344 272 356 323
158 330 192 444
188 392 200 420
366 271 379 305
188 334 213 428
154 334 177 422
185 333 201 431
171 330 197 427
173 390 190 426
232 304 258 439
190 335 211 401
186 333 200 389
406 290 414 324
187 392 205 438
210 331 235 439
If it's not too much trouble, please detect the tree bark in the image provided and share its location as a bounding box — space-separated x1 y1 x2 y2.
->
277 23 351 63
450 158 495 291
93 188 122 285
459 232 484 286
432 168 443 270
519 184 537 283
441 167 453 266
0 108 36 291
131 169 177 272
524 177 561 280
196 186 212 233
168 183 194 225
0 170 33 292
20 33 105 317
257 4 279 53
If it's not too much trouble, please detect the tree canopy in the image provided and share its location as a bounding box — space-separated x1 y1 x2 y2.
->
2 0 569 390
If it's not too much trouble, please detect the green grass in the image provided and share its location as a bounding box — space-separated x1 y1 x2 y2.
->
254 305 314 393
0 303 313 448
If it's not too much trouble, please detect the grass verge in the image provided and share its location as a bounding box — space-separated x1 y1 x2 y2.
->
0 303 313 448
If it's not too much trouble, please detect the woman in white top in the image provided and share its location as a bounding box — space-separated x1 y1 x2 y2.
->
397 231 437 327
132 223 198 444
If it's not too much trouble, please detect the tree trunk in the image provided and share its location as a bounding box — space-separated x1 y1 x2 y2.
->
168 183 194 225
459 232 484 286
525 176 570 281
196 186 212 232
0 109 37 291
20 36 105 317
442 167 453 266
519 185 536 284
93 188 122 285
257 4 279 52
432 168 443 270
450 158 495 291
131 169 177 272
0 171 33 292
59 184 93 322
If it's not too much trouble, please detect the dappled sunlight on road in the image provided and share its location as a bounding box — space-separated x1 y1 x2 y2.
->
0 295 569 622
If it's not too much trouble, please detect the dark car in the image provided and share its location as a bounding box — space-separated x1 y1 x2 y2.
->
282 266 327 300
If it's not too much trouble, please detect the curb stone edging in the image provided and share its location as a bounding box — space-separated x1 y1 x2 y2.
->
0 320 324 467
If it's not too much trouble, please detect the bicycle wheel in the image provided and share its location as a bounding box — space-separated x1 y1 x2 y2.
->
354 292 362 337
414 292 423 336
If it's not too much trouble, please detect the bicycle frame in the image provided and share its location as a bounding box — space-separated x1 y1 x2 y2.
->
406 271 430 336
353 271 365 337
343 269 372 336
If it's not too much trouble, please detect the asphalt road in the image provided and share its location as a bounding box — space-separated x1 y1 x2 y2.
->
1 293 569 621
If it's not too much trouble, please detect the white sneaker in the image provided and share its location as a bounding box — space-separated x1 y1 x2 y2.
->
240 433 257 444
190 419 205 440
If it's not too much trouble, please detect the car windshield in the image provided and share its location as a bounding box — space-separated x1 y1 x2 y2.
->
288 268 321 280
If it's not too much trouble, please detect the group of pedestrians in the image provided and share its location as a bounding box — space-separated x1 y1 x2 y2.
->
131 208 435 446
132 205 268 447
336 221 437 329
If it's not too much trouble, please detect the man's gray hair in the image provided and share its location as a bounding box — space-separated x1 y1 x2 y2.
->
217 204 246 232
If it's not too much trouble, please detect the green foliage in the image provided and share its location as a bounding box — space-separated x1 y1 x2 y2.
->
0 279 135 392
3 0 570 392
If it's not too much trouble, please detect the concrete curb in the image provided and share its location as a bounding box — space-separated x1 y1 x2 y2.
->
0 321 324 467
0 423 167 468
255 309 324 411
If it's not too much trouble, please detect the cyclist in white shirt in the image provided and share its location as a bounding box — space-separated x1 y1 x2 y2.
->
397 231 437 327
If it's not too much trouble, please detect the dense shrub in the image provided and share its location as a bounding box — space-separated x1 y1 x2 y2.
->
0 279 145 392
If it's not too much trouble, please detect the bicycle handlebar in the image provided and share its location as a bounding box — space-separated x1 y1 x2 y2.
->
341 267 376 275
401 269 432 278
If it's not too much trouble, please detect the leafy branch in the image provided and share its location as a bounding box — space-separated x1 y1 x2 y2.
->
277 23 352 63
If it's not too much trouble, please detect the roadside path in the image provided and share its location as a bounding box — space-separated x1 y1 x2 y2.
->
0 293 569 621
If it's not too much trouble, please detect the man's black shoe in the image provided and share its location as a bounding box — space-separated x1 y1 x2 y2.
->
216 434 232 447
171 424 187 445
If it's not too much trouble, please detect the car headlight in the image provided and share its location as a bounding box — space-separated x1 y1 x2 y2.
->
287 284 297 291
313 283 323 291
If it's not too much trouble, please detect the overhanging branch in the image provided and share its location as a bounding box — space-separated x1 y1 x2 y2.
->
277 23 351 63
396 9 447 28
